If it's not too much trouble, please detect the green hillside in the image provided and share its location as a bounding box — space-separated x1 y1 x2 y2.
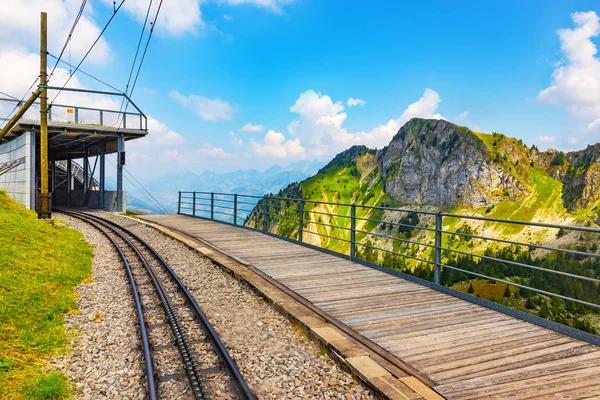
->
0 191 92 399
245 119 600 333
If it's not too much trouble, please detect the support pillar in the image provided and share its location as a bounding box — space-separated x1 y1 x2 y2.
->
116 135 124 212
67 158 72 207
51 160 56 204
39 12 50 219
83 150 89 206
99 142 105 210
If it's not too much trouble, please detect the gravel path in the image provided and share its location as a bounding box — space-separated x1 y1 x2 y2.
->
56 211 379 399
51 214 146 399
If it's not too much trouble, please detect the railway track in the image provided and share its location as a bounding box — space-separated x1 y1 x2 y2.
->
57 209 255 400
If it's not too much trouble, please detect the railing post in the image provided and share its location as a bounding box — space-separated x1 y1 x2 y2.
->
262 196 268 232
192 192 196 217
350 203 356 259
177 191 181 214
99 110 103 125
123 113 127 129
434 211 442 285
210 192 214 220
233 194 238 225
74 107 79 123
298 200 304 242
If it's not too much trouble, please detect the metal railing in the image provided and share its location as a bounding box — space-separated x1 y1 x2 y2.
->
177 191 600 311
0 86 147 131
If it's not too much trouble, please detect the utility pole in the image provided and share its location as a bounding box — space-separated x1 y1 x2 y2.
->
39 12 51 219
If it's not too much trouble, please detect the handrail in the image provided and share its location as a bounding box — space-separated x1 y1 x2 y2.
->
177 190 600 313
1 86 147 131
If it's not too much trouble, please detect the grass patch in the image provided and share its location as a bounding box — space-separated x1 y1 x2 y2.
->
23 372 71 400
0 192 92 398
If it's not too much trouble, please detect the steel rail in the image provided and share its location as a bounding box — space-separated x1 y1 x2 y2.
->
441 212 600 234
355 241 435 265
358 203 439 216
442 228 600 259
440 246 600 284
178 191 600 309
58 210 158 399
354 228 436 249
82 211 256 399
61 209 206 398
61 209 256 399
353 215 436 232
440 263 600 309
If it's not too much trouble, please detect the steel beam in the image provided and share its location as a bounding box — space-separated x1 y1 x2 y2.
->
99 142 105 210
83 151 89 206
116 135 124 212
39 12 50 219
67 158 72 207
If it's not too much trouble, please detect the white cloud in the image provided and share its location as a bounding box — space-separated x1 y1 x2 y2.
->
105 0 292 37
251 130 305 159
538 11 600 132
146 116 184 145
0 0 111 65
397 88 445 126
538 135 556 142
347 97 366 107
286 88 445 157
456 110 469 120
240 122 264 132
222 0 294 13
229 131 243 147
196 144 234 159
169 90 234 121
106 0 204 36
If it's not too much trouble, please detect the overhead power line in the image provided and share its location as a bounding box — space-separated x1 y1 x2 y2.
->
0 76 39 129
126 0 163 108
50 0 127 104
106 154 170 214
47 52 123 93
48 0 88 82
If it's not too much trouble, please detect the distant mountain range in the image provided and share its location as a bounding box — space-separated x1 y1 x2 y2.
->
125 160 325 213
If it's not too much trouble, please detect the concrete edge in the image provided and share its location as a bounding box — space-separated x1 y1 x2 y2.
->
137 217 445 400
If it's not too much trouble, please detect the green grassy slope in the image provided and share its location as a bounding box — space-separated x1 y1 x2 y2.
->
251 123 598 264
0 191 92 399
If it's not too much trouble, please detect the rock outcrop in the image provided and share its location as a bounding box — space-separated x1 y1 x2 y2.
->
562 144 600 210
378 119 527 208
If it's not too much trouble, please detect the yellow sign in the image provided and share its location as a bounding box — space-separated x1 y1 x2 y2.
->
66 108 74 114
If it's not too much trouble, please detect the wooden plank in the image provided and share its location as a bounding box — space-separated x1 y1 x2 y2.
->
141 216 600 400
436 354 600 397
434 341 593 383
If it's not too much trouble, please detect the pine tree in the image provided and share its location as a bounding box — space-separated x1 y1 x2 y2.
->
504 284 511 298
525 297 536 309
468 283 475 294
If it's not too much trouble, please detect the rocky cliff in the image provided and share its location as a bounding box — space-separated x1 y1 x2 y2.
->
561 144 600 211
266 118 600 221
379 119 528 208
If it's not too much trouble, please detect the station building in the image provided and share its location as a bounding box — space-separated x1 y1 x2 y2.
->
0 90 148 212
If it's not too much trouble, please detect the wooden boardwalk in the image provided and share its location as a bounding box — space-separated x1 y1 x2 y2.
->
141 215 600 399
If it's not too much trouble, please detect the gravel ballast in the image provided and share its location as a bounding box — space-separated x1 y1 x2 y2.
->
56 212 379 399
51 214 146 399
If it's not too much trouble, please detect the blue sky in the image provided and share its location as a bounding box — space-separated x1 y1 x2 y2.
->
1 0 600 180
